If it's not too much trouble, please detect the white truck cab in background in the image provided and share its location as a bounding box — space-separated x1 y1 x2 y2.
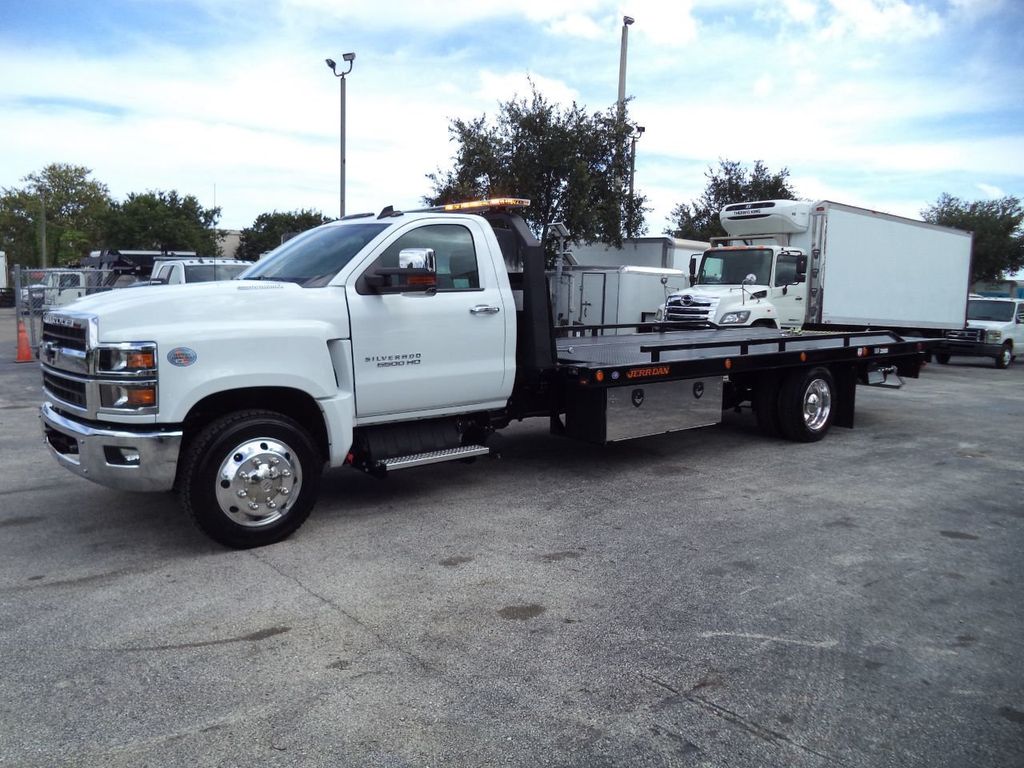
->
661 199 972 335
937 296 1024 368
149 258 251 285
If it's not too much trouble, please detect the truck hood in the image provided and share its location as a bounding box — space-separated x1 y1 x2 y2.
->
965 319 1009 331
54 280 350 342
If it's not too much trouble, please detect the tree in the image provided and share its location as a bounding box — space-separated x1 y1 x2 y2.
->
426 83 648 249
921 194 1024 283
236 209 333 261
102 190 221 255
0 163 111 267
666 159 797 242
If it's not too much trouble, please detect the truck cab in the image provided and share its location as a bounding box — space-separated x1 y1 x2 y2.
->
661 200 810 329
937 296 1024 368
150 258 251 285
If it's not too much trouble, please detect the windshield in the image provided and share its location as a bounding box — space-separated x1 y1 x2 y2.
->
967 300 1015 322
183 264 250 283
242 223 390 287
697 248 773 286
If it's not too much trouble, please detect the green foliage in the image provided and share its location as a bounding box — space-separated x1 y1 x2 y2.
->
426 83 648 248
237 209 333 261
0 163 111 267
667 159 797 242
102 190 221 255
921 194 1024 283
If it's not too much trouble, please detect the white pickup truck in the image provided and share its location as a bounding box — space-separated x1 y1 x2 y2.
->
39 199 933 548
148 258 251 285
936 296 1024 368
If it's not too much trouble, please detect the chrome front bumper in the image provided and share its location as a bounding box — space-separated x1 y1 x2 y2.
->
40 402 183 492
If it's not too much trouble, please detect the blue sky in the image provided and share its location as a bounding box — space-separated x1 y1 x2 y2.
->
1 0 1022 233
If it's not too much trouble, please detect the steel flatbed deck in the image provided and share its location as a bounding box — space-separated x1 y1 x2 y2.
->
554 326 930 385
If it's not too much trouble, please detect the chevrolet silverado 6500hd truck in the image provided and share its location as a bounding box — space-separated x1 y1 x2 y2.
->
39 199 931 548
661 199 972 335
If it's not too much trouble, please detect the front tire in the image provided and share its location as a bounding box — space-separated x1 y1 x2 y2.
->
179 410 322 548
935 353 950 365
995 343 1012 369
778 367 835 442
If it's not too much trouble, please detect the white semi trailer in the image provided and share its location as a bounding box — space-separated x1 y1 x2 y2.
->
661 200 972 334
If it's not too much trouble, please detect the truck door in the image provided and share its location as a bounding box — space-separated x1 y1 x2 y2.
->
581 272 606 325
771 252 808 327
346 221 512 418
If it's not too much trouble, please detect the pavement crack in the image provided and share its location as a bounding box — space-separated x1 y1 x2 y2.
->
249 550 439 674
639 671 834 763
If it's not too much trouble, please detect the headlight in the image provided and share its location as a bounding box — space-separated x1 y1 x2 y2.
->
96 343 158 373
99 383 158 409
656 307 664 321
719 311 751 325
986 330 1002 342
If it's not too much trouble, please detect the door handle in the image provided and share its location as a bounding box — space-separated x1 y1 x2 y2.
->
469 304 500 315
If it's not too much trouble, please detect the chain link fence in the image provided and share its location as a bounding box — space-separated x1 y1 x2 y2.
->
13 266 126 354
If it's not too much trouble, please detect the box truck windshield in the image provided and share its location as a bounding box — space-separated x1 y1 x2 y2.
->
967 299 1015 322
698 248 772 285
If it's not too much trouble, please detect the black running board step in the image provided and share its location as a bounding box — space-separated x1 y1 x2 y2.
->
380 445 490 472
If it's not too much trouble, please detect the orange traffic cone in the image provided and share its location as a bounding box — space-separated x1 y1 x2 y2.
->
15 317 34 363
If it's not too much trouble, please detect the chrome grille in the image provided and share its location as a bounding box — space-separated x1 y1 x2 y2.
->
43 318 87 351
664 295 718 325
43 370 87 408
945 328 984 342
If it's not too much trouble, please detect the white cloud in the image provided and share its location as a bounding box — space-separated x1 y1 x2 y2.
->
546 13 607 39
476 71 581 106
975 183 1005 198
823 0 945 41
783 0 820 24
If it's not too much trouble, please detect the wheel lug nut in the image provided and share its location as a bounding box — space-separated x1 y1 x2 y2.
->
248 502 259 511
267 501 277 509
279 486 290 495
237 490 247 498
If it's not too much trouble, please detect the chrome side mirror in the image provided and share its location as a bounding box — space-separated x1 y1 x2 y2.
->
398 248 436 272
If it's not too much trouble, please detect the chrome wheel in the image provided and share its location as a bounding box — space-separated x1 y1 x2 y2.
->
214 437 302 528
802 378 832 433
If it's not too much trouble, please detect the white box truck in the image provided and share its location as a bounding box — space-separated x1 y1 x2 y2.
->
662 200 972 334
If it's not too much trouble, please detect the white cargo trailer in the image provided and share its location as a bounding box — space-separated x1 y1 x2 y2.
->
662 199 972 334
550 265 688 330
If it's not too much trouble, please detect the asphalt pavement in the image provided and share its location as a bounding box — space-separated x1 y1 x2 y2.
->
0 307 1022 767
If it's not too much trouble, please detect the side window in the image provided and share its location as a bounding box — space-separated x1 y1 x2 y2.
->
59 274 80 289
157 265 175 282
358 224 479 294
775 253 799 286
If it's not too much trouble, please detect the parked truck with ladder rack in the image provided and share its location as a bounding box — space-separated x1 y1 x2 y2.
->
39 198 932 548
661 199 972 334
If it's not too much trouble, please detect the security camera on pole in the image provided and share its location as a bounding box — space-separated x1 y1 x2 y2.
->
325 52 356 219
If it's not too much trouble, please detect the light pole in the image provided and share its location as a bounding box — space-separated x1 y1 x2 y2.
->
326 53 356 219
628 124 645 236
617 16 634 115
